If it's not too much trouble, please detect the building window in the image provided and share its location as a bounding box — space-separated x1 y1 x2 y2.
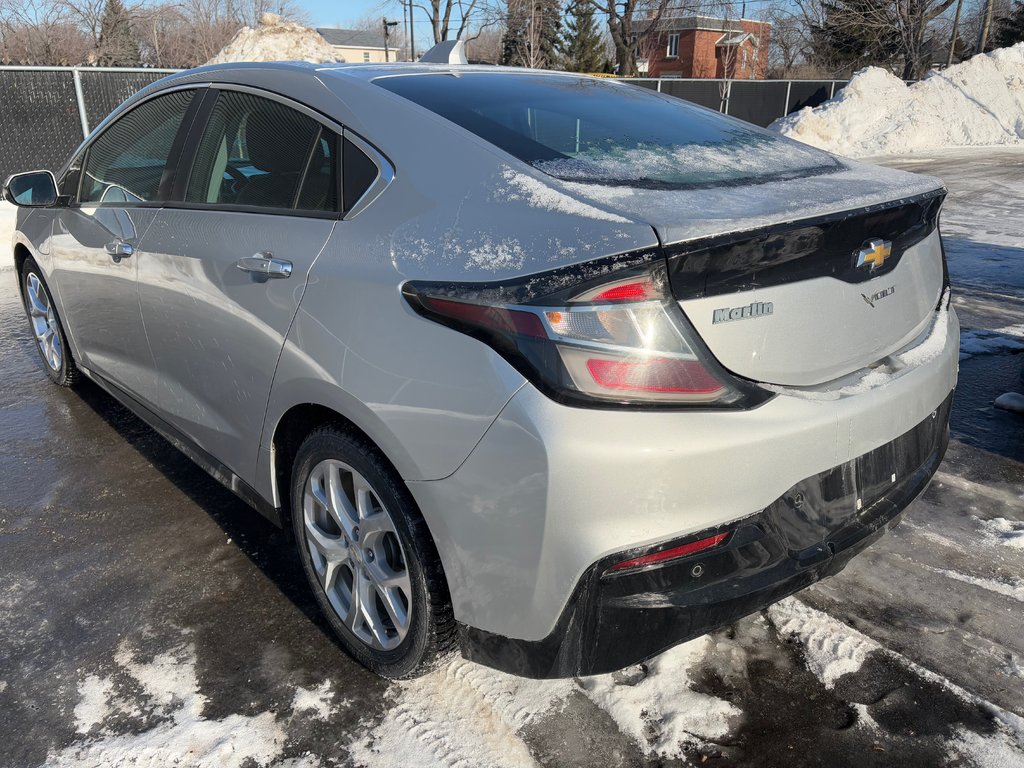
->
363 52 371 62
666 33 679 58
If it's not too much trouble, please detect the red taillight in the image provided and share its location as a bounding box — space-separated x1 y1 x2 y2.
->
589 280 658 303
608 532 729 573
420 296 547 339
586 358 723 394
402 257 770 409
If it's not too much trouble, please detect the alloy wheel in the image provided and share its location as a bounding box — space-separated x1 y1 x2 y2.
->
301 459 413 651
25 273 62 372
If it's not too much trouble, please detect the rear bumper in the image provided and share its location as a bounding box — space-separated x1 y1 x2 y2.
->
406 304 959 669
458 392 951 678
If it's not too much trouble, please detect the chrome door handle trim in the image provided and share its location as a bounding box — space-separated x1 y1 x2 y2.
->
104 241 134 259
234 252 292 279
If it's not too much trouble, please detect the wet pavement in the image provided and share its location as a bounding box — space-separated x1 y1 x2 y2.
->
1 150 1023 768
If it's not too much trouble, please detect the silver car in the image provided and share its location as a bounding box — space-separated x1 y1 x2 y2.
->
5 60 959 679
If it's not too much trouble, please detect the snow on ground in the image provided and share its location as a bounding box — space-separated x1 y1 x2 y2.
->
578 637 740 758
45 640 290 767
771 43 1024 157
995 392 1024 415
1 201 15 269
204 13 342 66
961 324 1024 360
769 598 1024 767
1 145 1022 766
975 515 1024 549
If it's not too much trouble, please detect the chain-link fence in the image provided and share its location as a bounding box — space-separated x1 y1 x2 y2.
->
627 77 848 127
0 67 173 182
1 66 847 183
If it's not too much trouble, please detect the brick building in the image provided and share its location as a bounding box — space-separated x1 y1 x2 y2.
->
642 16 771 79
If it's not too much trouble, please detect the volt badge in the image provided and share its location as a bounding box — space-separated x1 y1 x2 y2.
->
855 238 892 271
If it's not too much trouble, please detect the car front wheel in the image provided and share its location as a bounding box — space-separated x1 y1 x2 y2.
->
21 258 79 387
290 426 456 678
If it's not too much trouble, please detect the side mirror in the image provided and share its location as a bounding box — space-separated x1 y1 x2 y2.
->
3 170 59 208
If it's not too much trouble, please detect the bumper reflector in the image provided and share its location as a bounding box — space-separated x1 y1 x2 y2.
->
607 532 729 573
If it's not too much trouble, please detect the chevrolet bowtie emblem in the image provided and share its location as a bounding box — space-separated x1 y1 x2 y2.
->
856 238 892 271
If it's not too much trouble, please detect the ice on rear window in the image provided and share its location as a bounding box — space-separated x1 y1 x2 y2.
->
375 72 840 189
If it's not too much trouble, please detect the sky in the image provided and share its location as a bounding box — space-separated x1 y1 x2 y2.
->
306 0 444 44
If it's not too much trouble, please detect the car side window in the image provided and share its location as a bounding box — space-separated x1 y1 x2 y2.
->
342 137 379 212
185 91 336 212
80 89 194 205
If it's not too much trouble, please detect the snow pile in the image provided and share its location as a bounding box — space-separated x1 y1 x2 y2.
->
772 43 1024 157
205 13 342 65
578 637 740 758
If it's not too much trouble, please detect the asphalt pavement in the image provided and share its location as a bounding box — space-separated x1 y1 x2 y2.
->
1 151 1022 767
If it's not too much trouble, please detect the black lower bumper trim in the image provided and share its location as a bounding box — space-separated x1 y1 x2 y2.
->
458 392 953 679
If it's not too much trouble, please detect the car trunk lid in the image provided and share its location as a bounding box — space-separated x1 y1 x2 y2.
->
666 191 946 387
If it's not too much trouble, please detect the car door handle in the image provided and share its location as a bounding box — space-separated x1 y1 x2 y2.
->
104 241 134 260
235 252 292 279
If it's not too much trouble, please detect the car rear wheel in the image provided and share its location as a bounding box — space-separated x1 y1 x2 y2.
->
290 426 456 678
21 258 79 387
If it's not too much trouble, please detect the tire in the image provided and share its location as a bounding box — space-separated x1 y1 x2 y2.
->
290 426 456 678
21 257 80 387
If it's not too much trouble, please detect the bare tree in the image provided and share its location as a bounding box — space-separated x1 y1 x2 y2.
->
0 0 91 63
593 0 673 76
801 0 964 77
765 2 809 76
414 0 485 43
464 21 502 61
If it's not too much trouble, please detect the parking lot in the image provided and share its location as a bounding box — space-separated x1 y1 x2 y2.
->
1 149 1023 767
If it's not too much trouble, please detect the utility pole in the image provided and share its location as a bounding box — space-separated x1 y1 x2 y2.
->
402 0 409 60
947 0 964 67
382 17 398 62
976 0 995 53
408 0 416 60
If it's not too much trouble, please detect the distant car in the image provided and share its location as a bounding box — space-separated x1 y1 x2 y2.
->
5 59 958 679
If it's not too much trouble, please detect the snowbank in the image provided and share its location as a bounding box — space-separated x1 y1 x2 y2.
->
205 13 342 65
0 202 15 270
771 43 1024 157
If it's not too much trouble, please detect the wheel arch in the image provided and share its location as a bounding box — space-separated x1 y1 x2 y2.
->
269 402 417 533
13 241 32 280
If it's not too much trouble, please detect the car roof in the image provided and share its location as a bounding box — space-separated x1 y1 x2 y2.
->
188 60 600 85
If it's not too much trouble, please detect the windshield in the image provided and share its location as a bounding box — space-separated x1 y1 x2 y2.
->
374 72 840 189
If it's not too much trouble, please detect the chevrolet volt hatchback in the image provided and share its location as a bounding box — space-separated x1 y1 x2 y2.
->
5 62 958 679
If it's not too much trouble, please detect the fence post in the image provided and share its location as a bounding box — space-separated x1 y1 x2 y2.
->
721 80 732 115
783 79 792 117
71 67 89 138
656 79 662 93
830 80 837 99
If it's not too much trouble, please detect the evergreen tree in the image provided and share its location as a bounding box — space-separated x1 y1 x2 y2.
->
501 0 562 68
96 0 139 67
995 1 1024 47
559 0 605 72
808 0 902 76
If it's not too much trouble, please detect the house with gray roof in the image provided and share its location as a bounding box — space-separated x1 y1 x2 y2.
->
316 28 393 63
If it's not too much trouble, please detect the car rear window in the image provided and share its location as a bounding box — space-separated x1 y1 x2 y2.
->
374 73 839 189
